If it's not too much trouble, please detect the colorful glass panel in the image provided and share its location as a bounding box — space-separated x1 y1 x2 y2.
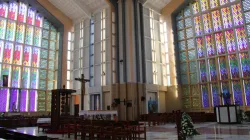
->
239 53 250 77
220 0 229 5
3 42 13 64
225 30 236 53
199 60 207 82
35 13 43 27
0 88 9 112
219 56 228 80
20 90 28 112
192 1 200 14
34 27 42 47
0 3 8 18
27 7 35 25
232 80 243 105
243 0 250 11
21 67 30 88
15 23 25 43
221 7 232 29
0 18 7 39
13 44 22 65
210 0 219 8
244 80 250 105
209 59 217 81
29 90 37 112
196 37 205 58
194 16 202 36
229 54 239 79
211 84 220 106
25 25 34 45
23 46 31 66
0 41 3 62
235 27 248 51
32 48 40 67
231 4 243 26
11 66 20 88
201 85 209 108
221 82 231 104
200 0 209 12
6 20 16 41
203 13 213 33
17 2 27 23
9 89 19 112
212 10 222 31
30 69 38 89
215 32 226 54
206 35 216 57
8 1 18 20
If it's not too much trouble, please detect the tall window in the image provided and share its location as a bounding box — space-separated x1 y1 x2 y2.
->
0 1 58 112
101 9 106 86
67 32 74 88
89 19 94 87
176 0 250 109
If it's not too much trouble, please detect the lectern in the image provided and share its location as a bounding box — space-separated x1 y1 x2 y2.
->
51 87 76 130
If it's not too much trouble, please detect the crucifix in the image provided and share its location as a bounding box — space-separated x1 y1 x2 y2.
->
75 74 90 110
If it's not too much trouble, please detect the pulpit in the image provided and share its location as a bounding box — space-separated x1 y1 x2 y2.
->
215 105 241 124
51 87 76 130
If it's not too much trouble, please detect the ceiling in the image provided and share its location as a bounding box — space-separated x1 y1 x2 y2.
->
48 0 172 23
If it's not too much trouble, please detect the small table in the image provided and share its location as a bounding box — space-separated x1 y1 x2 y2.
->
215 105 241 124
79 110 118 120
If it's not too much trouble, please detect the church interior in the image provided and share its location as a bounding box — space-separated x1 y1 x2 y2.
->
0 0 250 139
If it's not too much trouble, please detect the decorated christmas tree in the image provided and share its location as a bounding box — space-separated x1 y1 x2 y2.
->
180 112 200 139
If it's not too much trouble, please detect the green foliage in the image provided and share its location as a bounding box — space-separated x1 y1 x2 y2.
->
180 112 200 139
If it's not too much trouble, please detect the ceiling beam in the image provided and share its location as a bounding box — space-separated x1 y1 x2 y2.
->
73 0 91 19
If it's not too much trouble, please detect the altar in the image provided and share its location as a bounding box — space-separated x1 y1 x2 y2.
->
79 110 118 120
215 105 241 124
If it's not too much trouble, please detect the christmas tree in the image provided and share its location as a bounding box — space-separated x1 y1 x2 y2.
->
180 112 200 139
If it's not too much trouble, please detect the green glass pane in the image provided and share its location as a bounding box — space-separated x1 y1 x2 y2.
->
40 70 47 79
176 12 183 20
43 20 50 30
189 61 197 72
40 49 48 59
42 30 49 39
184 7 191 17
186 28 193 38
50 41 56 50
38 91 46 100
182 86 190 96
51 25 56 31
50 31 57 41
48 61 54 69
187 39 195 49
39 80 46 90
178 30 184 40
48 71 54 80
188 50 196 60
185 18 192 27
177 20 184 30
38 101 46 111
192 97 200 108
47 102 51 111
183 98 191 108
180 52 187 62
49 51 55 60
47 81 54 90
181 74 188 84
40 59 47 68
190 73 197 84
41 39 49 48
47 92 52 101
179 41 186 51
180 63 187 74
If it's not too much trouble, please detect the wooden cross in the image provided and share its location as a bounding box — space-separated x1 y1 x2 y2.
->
75 74 90 110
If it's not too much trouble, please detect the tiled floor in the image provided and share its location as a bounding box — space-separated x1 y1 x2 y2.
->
12 122 250 140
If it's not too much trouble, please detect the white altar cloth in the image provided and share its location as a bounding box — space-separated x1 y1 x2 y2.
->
79 110 118 116
37 118 51 124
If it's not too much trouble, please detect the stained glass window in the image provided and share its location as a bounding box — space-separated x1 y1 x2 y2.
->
205 35 216 57
3 42 13 64
18 2 27 23
20 90 28 112
21 67 30 88
225 30 236 53
35 13 43 27
194 16 202 36
201 84 209 108
220 0 229 5
209 59 217 81
235 27 248 51
32 48 40 67
6 20 16 41
212 10 222 31
210 0 219 8
180 63 187 74
229 54 240 79
232 80 243 105
203 14 213 33
192 1 200 14
29 90 37 111
8 2 18 20
23 46 31 66
219 56 228 80
16 23 25 43
11 66 20 88
201 0 209 12
215 32 226 54
239 53 250 77
221 82 231 104
34 28 42 47
13 44 22 65
0 88 9 112
221 7 233 28
27 7 35 25
244 80 250 105
0 18 7 39
9 89 19 112
196 37 205 58
0 3 8 18
231 4 243 26
211 84 220 106
199 60 207 82
30 69 38 89
25 26 34 45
